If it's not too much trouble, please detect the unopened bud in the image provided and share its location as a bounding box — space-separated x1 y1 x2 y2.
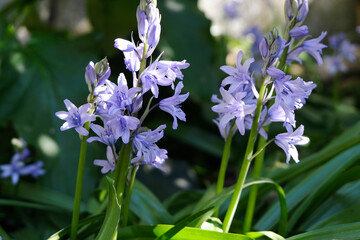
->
284 0 298 22
94 57 111 86
296 0 308 22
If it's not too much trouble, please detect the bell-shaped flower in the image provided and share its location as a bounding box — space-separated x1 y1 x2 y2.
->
94 146 117 174
220 51 254 93
289 25 309 38
102 73 141 115
107 114 140 144
139 61 172 98
212 88 257 135
55 99 96 136
275 124 309 163
114 38 143 72
87 123 118 146
132 125 167 170
159 82 189 129
157 60 190 83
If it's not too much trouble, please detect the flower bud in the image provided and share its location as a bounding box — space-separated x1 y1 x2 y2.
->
95 57 111 86
296 0 308 22
259 37 269 60
139 0 157 11
284 0 298 22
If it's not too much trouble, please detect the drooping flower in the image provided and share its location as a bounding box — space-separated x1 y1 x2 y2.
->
159 82 189 129
289 25 309 38
107 114 140 144
94 146 117 174
0 148 45 185
55 99 96 136
139 61 173 98
132 125 168 170
275 124 309 163
157 60 190 84
114 38 143 72
212 87 257 135
220 51 254 93
101 73 141 115
87 123 118 146
269 76 316 126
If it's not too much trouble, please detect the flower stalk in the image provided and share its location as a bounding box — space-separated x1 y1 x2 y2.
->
122 164 139 227
222 77 268 233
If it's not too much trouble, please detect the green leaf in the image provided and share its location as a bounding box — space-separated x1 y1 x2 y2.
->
156 207 214 240
0 198 57 211
95 176 121 240
117 225 253 240
287 166 360 232
0 181 80 212
130 180 173 224
256 144 360 231
286 222 360 240
246 231 285 240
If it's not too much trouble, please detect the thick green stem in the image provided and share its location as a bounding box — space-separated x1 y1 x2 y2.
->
139 42 149 76
222 79 267 233
122 164 139 227
243 127 268 233
70 122 90 240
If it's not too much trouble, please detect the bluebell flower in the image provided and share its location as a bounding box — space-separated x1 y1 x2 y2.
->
55 99 96 136
139 61 173 98
94 146 117 174
266 67 286 79
302 32 327 65
275 124 309 163
270 76 316 126
87 123 118 146
157 60 190 84
132 125 168 170
0 151 45 185
159 82 189 129
223 0 240 19
212 87 257 135
296 0 309 22
220 51 254 93
114 38 143 72
259 33 287 68
107 114 140 144
323 55 347 74
289 26 309 38
101 73 141 115
339 39 357 62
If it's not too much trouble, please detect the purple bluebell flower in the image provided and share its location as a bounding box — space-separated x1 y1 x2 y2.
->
323 56 347 74
94 146 117 174
87 123 118 146
260 31 287 68
284 0 298 21
212 87 257 135
267 67 286 79
139 61 172 98
223 1 240 19
329 33 345 49
339 40 357 62
132 125 168 170
101 74 141 115
275 124 309 163
107 114 140 144
220 51 254 93
301 32 328 65
157 60 190 84
55 99 96 136
270 76 316 126
114 38 143 72
159 82 189 129
289 26 309 38
0 152 45 185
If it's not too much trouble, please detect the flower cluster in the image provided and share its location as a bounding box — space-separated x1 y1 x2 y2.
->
323 33 358 75
56 0 189 172
0 138 45 185
212 0 324 163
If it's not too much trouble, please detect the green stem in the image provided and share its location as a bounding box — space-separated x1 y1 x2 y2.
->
333 72 340 113
139 42 149 76
243 128 269 233
70 122 90 240
216 129 234 195
222 78 267 233
122 164 139 227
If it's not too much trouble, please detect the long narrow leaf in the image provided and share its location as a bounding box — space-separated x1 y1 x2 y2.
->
286 222 360 240
95 176 121 240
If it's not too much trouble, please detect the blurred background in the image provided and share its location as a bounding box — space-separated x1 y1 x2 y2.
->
0 0 359 238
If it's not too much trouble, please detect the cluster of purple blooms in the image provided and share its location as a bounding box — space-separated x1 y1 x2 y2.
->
56 0 189 173
212 0 325 163
323 33 357 75
0 138 45 185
